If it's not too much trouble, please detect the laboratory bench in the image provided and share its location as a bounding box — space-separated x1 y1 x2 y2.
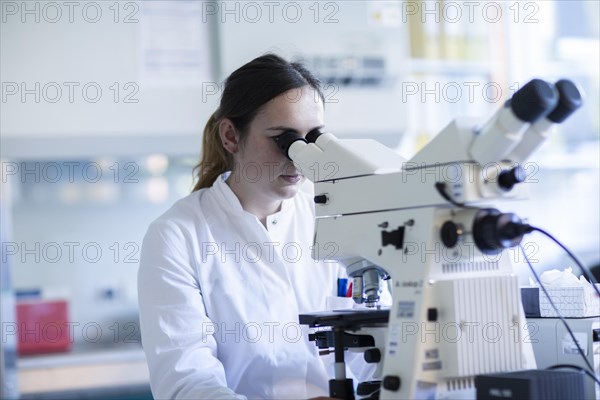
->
16 342 152 400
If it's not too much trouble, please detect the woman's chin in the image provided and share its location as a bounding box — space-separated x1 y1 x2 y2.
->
274 178 302 198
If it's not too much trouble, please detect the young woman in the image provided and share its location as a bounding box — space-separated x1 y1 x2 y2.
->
138 54 369 399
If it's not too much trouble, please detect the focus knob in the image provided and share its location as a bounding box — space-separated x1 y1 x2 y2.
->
498 166 526 191
364 348 381 364
314 194 328 204
382 375 401 391
441 221 463 248
472 208 527 254
357 381 382 396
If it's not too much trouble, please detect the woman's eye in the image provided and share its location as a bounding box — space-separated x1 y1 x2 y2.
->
271 130 297 144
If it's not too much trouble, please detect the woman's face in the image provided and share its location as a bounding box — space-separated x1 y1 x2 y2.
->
229 85 324 205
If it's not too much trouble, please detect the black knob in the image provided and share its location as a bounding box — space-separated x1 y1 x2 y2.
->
440 221 461 248
314 194 328 204
472 208 528 254
364 348 381 363
382 375 401 391
357 380 382 396
498 166 526 191
427 308 438 322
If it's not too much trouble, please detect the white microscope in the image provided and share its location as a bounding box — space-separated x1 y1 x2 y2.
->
273 79 583 399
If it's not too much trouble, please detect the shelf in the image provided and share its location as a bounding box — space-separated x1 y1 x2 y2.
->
17 345 149 396
400 58 493 76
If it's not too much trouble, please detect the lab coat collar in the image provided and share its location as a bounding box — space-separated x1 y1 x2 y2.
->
212 172 293 220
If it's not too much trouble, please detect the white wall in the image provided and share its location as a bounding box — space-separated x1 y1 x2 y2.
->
218 1 410 138
1 1 218 158
1 1 416 156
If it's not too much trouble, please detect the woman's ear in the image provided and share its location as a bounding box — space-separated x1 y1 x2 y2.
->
218 118 240 155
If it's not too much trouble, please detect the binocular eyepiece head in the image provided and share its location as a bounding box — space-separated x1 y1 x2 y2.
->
271 128 325 160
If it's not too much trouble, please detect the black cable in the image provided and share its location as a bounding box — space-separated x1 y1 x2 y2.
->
435 182 469 208
520 245 600 385
433 183 600 381
546 364 600 385
529 226 600 298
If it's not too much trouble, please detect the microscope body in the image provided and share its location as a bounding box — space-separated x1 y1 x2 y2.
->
279 79 582 399
307 132 535 398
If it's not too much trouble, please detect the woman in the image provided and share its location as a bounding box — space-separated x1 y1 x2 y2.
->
138 54 369 399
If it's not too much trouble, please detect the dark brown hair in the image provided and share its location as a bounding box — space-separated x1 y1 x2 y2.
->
192 54 324 191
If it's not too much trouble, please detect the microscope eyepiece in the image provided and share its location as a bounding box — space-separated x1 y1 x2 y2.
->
271 130 307 160
547 79 583 123
469 78 560 165
509 79 559 123
506 79 583 163
305 128 324 144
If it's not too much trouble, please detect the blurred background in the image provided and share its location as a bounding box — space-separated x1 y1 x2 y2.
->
1 1 598 398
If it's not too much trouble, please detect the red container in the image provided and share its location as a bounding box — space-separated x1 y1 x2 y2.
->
16 300 71 355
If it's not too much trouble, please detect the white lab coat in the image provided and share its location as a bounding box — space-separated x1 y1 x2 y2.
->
138 173 369 399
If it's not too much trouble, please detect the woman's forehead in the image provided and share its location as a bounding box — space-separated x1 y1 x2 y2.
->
255 87 324 126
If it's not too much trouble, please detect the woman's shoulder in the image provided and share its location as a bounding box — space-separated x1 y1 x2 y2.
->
147 190 208 236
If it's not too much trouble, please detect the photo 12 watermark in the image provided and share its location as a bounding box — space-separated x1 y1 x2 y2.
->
2 320 141 346
200 240 340 264
400 80 534 105
199 1 340 24
201 81 339 104
1 161 140 184
1 82 139 104
401 240 540 265
200 321 306 344
400 161 540 185
396 320 539 345
205 160 340 183
1 1 140 24
1 241 141 264
399 1 540 24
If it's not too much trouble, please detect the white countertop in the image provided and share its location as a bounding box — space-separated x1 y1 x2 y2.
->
17 344 150 395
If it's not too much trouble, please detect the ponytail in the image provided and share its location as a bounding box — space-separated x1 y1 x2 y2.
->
192 111 231 191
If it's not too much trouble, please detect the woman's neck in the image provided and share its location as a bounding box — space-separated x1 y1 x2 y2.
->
226 175 282 225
